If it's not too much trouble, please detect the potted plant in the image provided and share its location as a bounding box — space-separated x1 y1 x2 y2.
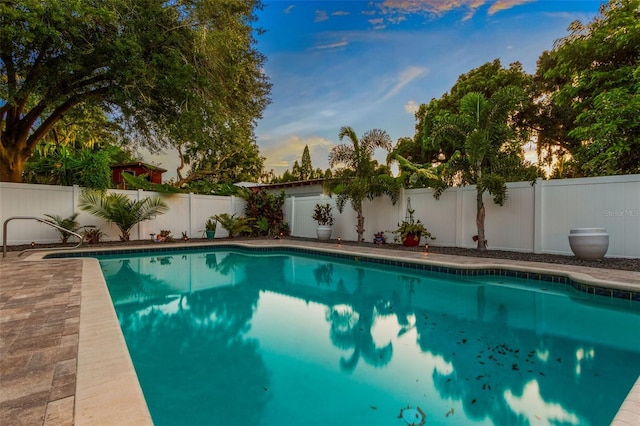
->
313 203 334 241
205 218 217 239
393 199 435 247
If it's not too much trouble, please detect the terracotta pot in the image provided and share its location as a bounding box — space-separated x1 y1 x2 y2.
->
402 232 421 247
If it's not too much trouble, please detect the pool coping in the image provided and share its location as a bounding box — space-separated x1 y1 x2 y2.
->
22 240 640 425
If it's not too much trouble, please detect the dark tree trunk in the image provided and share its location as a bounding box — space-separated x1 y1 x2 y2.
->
476 190 487 251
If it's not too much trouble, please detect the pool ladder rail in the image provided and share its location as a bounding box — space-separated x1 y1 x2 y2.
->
2 216 84 258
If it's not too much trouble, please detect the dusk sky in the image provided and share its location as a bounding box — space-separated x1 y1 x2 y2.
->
148 0 604 181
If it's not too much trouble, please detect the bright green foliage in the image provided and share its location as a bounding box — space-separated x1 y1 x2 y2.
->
326 126 401 242
428 88 540 250
394 60 532 167
205 218 217 232
23 146 114 189
43 213 83 244
78 191 168 241
243 190 287 236
1 0 270 183
120 173 182 194
533 0 640 176
212 213 252 238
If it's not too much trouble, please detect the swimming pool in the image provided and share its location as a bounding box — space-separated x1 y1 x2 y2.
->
95 246 640 426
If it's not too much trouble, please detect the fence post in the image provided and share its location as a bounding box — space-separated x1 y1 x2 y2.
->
290 196 296 236
189 192 195 239
72 185 80 215
138 189 145 240
455 187 464 247
533 178 543 254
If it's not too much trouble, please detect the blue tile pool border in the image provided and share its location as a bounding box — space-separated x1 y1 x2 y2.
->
45 244 640 303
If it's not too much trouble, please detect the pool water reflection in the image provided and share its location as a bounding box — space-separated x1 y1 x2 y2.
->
98 249 640 426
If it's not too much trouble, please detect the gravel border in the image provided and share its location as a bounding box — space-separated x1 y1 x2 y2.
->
6 236 639 272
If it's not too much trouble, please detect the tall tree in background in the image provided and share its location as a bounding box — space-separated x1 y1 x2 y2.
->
428 88 539 250
0 0 270 183
327 126 401 242
300 145 313 180
532 0 640 176
392 60 533 168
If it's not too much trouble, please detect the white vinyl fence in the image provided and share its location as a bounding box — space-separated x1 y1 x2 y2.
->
1 174 639 258
283 175 640 258
0 183 245 244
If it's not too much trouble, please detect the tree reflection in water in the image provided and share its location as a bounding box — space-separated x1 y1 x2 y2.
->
113 254 282 426
105 259 173 305
326 269 393 372
101 251 640 426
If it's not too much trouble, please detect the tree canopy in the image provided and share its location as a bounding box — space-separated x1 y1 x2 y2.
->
399 0 639 179
1 0 270 183
530 0 640 176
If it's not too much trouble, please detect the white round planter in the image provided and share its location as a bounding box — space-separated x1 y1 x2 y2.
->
316 225 333 241
568 228 609 260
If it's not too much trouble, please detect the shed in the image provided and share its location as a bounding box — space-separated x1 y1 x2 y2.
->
110 162 167 189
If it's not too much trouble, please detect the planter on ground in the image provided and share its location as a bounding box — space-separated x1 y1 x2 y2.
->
316 225 332 241
568 228 609 260
402 232 421 247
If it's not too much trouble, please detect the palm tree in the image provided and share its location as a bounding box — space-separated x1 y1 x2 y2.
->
43 213 83 244
78 190 168 241
327 126 401 242
429 87 537 250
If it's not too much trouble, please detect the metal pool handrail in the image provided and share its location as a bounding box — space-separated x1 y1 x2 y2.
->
3 216 84 258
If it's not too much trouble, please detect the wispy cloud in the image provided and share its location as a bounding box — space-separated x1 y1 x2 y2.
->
373 0 535 24
283 5 295 15
368 17 386 30
314 39 348 50
314 9 329 23
382 66 429 101
332 10 350 17
488 0 535 15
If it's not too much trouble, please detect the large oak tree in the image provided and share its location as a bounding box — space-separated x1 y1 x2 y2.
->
1 0 270 183
532 0 640 176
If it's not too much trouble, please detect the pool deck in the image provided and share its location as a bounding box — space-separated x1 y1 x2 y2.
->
1 239 639 425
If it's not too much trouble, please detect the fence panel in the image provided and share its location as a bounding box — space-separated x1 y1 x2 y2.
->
2 174 638 257
482 182 535 252
539 175 640 257
404 188 457 247
0 183 76 245
0 184 247 244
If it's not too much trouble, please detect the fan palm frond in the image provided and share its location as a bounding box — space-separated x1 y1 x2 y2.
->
79 191 168 241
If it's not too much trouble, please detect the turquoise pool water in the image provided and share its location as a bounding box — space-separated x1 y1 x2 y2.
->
97 248 640 426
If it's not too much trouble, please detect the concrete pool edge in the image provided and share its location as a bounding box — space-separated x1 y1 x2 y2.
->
24 240 640 424
74 258 152 425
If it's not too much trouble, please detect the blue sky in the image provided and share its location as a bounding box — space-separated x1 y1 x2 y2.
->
149 0 603 180
252 0 602 176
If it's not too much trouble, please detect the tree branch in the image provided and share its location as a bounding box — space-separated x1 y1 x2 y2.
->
24 87 110 153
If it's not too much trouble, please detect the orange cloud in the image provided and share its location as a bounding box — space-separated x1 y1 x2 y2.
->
373 0 534 24
488 0 534 15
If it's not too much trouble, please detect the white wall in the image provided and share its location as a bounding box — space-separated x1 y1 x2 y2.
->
2 174 639 257
284 175 639 258
0 183 244 244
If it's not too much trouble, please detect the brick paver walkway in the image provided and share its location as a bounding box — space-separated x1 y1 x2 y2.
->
0 258 83 426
